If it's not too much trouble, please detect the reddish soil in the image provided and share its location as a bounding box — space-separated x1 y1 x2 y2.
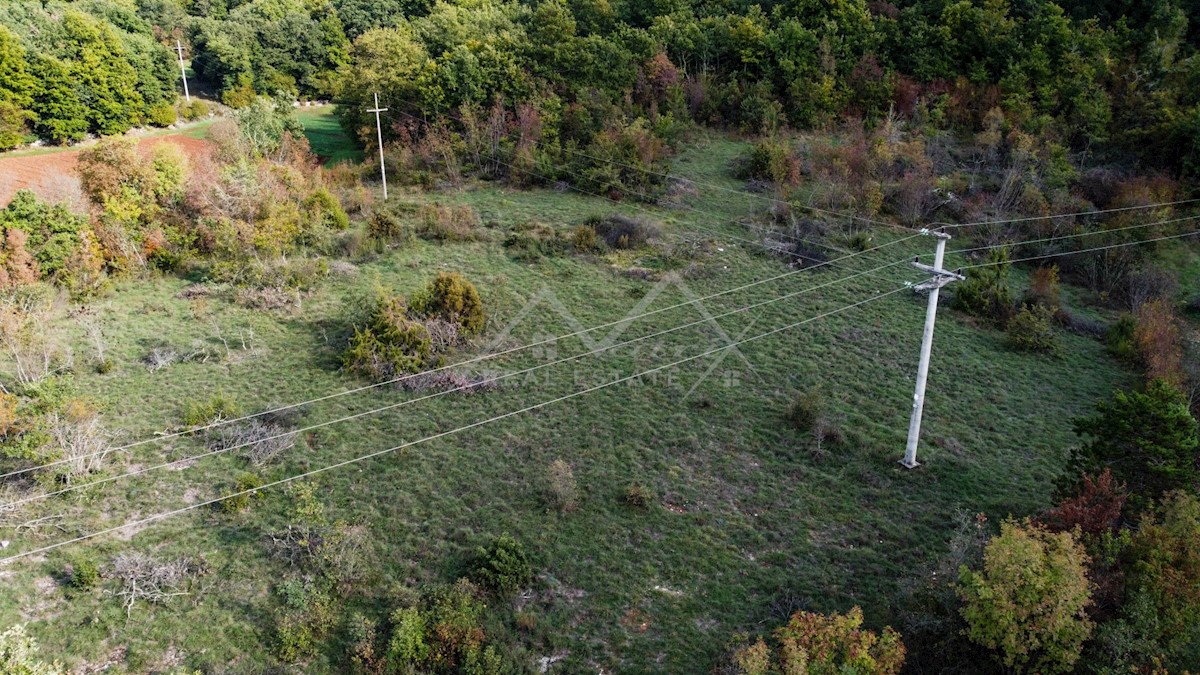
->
0 134 213 207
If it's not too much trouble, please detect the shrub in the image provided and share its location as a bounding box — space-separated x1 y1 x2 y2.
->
741 137 798 185
1024 265 1062 312
180 100 209 121
1071 379 1199 508
585 215 659 249
957 520 1093 674
732 607 906 675
570 224 600 252
471 534 531 598
409 272 485 337
0 624 66 674
625 483 654 509
180 392 240 427
953 248 1014 326
785 387 842 454
545 459 578 512
343 295 435 381
147 104 177 127
415 204 480 242
1041 469 1127 535
304 188 350 231
1106 314 1138 363
67 557 100 589
1007 305 1060 354
1133 300 1184 387
220 472 265 513
274 577 336 662
367 209 414 246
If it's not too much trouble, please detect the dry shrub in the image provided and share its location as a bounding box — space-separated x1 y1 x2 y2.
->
106 552 203 617
1134 300 1184 387
1025 266 1061 312
0 288 69 385
416 203 481 242
1125 266 1178 311
586 215 660 249
392 370 497 394
45 407 111 484
209 418 299 467
546 459 578 512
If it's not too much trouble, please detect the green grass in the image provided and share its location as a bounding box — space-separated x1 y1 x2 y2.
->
298 105 363 166
0 134 1143 672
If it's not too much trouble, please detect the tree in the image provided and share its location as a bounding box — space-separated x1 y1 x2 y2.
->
1072 380 1199 506
234 95 304 157
0 25 34 149
0 624 65 675
28 55 88 144
731 606 906 675
958 520 1093 674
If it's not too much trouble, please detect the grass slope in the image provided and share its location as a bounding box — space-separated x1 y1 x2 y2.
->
298 105 363 166
0 134 1136 672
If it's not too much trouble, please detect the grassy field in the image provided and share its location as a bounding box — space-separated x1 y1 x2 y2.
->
298 105 364 166
0 134 1141 672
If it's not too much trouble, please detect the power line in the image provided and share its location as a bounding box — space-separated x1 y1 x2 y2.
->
0 285 906 564
939 198 1200 229
947 214 1200 256
3 256 912 509
0 229 923 481
957 229 1200 269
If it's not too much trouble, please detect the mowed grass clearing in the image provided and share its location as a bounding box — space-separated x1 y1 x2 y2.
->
298 105 364 166
0 134 1139 672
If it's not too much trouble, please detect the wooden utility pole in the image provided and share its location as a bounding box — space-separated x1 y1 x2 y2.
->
901 229 964 468
367 93 389 201
176 40 190 103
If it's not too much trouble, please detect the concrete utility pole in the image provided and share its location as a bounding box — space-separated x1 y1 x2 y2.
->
901 229 965 468
367 93 389 201
176 40 190 103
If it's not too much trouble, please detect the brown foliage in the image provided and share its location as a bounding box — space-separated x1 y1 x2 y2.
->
1040 469 1127 535
1134 300 1184 388
0 228 39 288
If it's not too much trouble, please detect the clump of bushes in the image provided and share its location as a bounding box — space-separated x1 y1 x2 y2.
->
179 99 210 121
731 606 906 674
785 386 843 455
1007 304 1060 354
344 296 436 381
584 215 660 249
220 472 265 513
416 203 481 242
625 483 655 509
471 534 532 598
147 104 177 127
180 392 240 428
379 580 514 673
275 576 337 662
408 271 485 337
952 248 1014 326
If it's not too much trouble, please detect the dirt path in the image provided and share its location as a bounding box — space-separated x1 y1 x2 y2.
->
0 133 213 208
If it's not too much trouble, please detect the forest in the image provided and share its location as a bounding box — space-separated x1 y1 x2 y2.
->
0 0 1198 673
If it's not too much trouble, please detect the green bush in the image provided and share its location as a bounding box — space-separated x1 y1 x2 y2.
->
181 392 240 427
0 624 65 674
953 248 1014 326
409 272 485 337
785 388 825 433
367 210 414 246
625 483 655 509
471 534 531 598
274 577 336 662
1106 314 1138 363
343 295 435 380
220 472 265 513
147 104 177 127
179 99 210 121
741 137 797 185
958 520 1093 674
571 224 600 252
1007 305 1060 354
67 558 99 589
304 188 350 231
